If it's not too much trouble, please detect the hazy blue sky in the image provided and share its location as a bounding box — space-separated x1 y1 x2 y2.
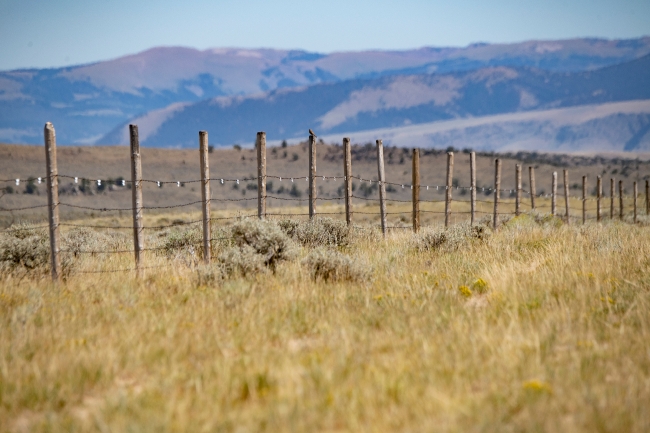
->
1 0 649 70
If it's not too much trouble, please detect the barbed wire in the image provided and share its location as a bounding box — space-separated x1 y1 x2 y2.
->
73 264 173 274
60 236 233 256
0 224 50 232
3 164 647 242
0 204 49 212
4 173 645 203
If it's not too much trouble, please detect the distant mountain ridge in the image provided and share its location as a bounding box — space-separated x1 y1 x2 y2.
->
1 37 649 145
101 53 650 151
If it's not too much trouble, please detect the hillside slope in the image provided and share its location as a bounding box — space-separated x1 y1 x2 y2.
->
102 54 650 151
2 37 650 144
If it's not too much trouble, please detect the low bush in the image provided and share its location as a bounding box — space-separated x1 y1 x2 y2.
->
217 245 267 278
61 227 112 257
279 217 351 248
500 212 562 228
0 223 50 275
302 247 370 282
155 226 203 258
415 223 491 252
217 219 298 276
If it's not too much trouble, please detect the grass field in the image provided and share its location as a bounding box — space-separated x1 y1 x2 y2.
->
1 209 650 432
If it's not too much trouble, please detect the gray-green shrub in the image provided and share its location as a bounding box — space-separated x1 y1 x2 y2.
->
155 226 203 257
217 245 267 278
302 247 370 282
415 223 491 252
229 219 297 270
61 227 112 257
0 223 50 274
279 217 351 248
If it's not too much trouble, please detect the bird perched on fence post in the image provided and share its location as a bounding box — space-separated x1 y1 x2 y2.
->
309 129 317 137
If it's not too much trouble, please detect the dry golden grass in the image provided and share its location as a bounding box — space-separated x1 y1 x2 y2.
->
1 212 650 432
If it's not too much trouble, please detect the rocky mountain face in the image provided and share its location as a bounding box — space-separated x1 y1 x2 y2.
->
1 37 649 149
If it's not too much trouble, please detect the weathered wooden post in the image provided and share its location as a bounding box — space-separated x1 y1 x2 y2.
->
493 158 501 230
309 132 317 219
412 148 420 232
515 164 522 216
582 175 587 224
610 178 615 219
551 172 557 216
619 180 624 220
633 181 638 223
445 152 454 227
529 166 536 210
597 176 602 222
199 131 211 264
563 170 570 224
376 140 387 236
470 152 476 224
130 124 144 275
343 137 353 226
44 122 60 281
256 132 266 220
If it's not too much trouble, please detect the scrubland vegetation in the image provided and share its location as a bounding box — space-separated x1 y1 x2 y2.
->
1 212 650 432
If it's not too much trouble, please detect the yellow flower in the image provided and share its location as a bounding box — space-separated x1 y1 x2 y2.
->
522 379 552 394
458 286 472 298
472 278 489 294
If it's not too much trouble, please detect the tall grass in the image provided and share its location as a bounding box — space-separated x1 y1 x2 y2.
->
1 214 649 432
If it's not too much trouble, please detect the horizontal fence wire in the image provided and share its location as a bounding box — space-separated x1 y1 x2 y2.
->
4 174 645 197
0 224 50 232
0 204 49 212
74 264 173 275
60 236 233 255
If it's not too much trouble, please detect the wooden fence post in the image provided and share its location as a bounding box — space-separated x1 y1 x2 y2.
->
445 152 454 227
343 137 352 226
529 166 536 210
309 133 317 219
645 180 650 215
493 158 501 230
44 122 60 281
470 152 476 224
256 132 266 220
199 131 211 264
129 124 144 275
633 181 638 223
619 180 624 220
376 140 387 236
610 178 615 219
551 172 557 216
563 170 570 224
412 148 420 233
597 176 602 222
582 175 587 224
646 180 649 215
515 164 522 216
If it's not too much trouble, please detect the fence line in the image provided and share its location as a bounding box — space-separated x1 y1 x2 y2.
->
2 122 648 280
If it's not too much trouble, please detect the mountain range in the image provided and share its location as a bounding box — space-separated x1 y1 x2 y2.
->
1 37 650 151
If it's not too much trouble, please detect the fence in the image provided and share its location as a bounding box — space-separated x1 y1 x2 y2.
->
1 122 649 280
